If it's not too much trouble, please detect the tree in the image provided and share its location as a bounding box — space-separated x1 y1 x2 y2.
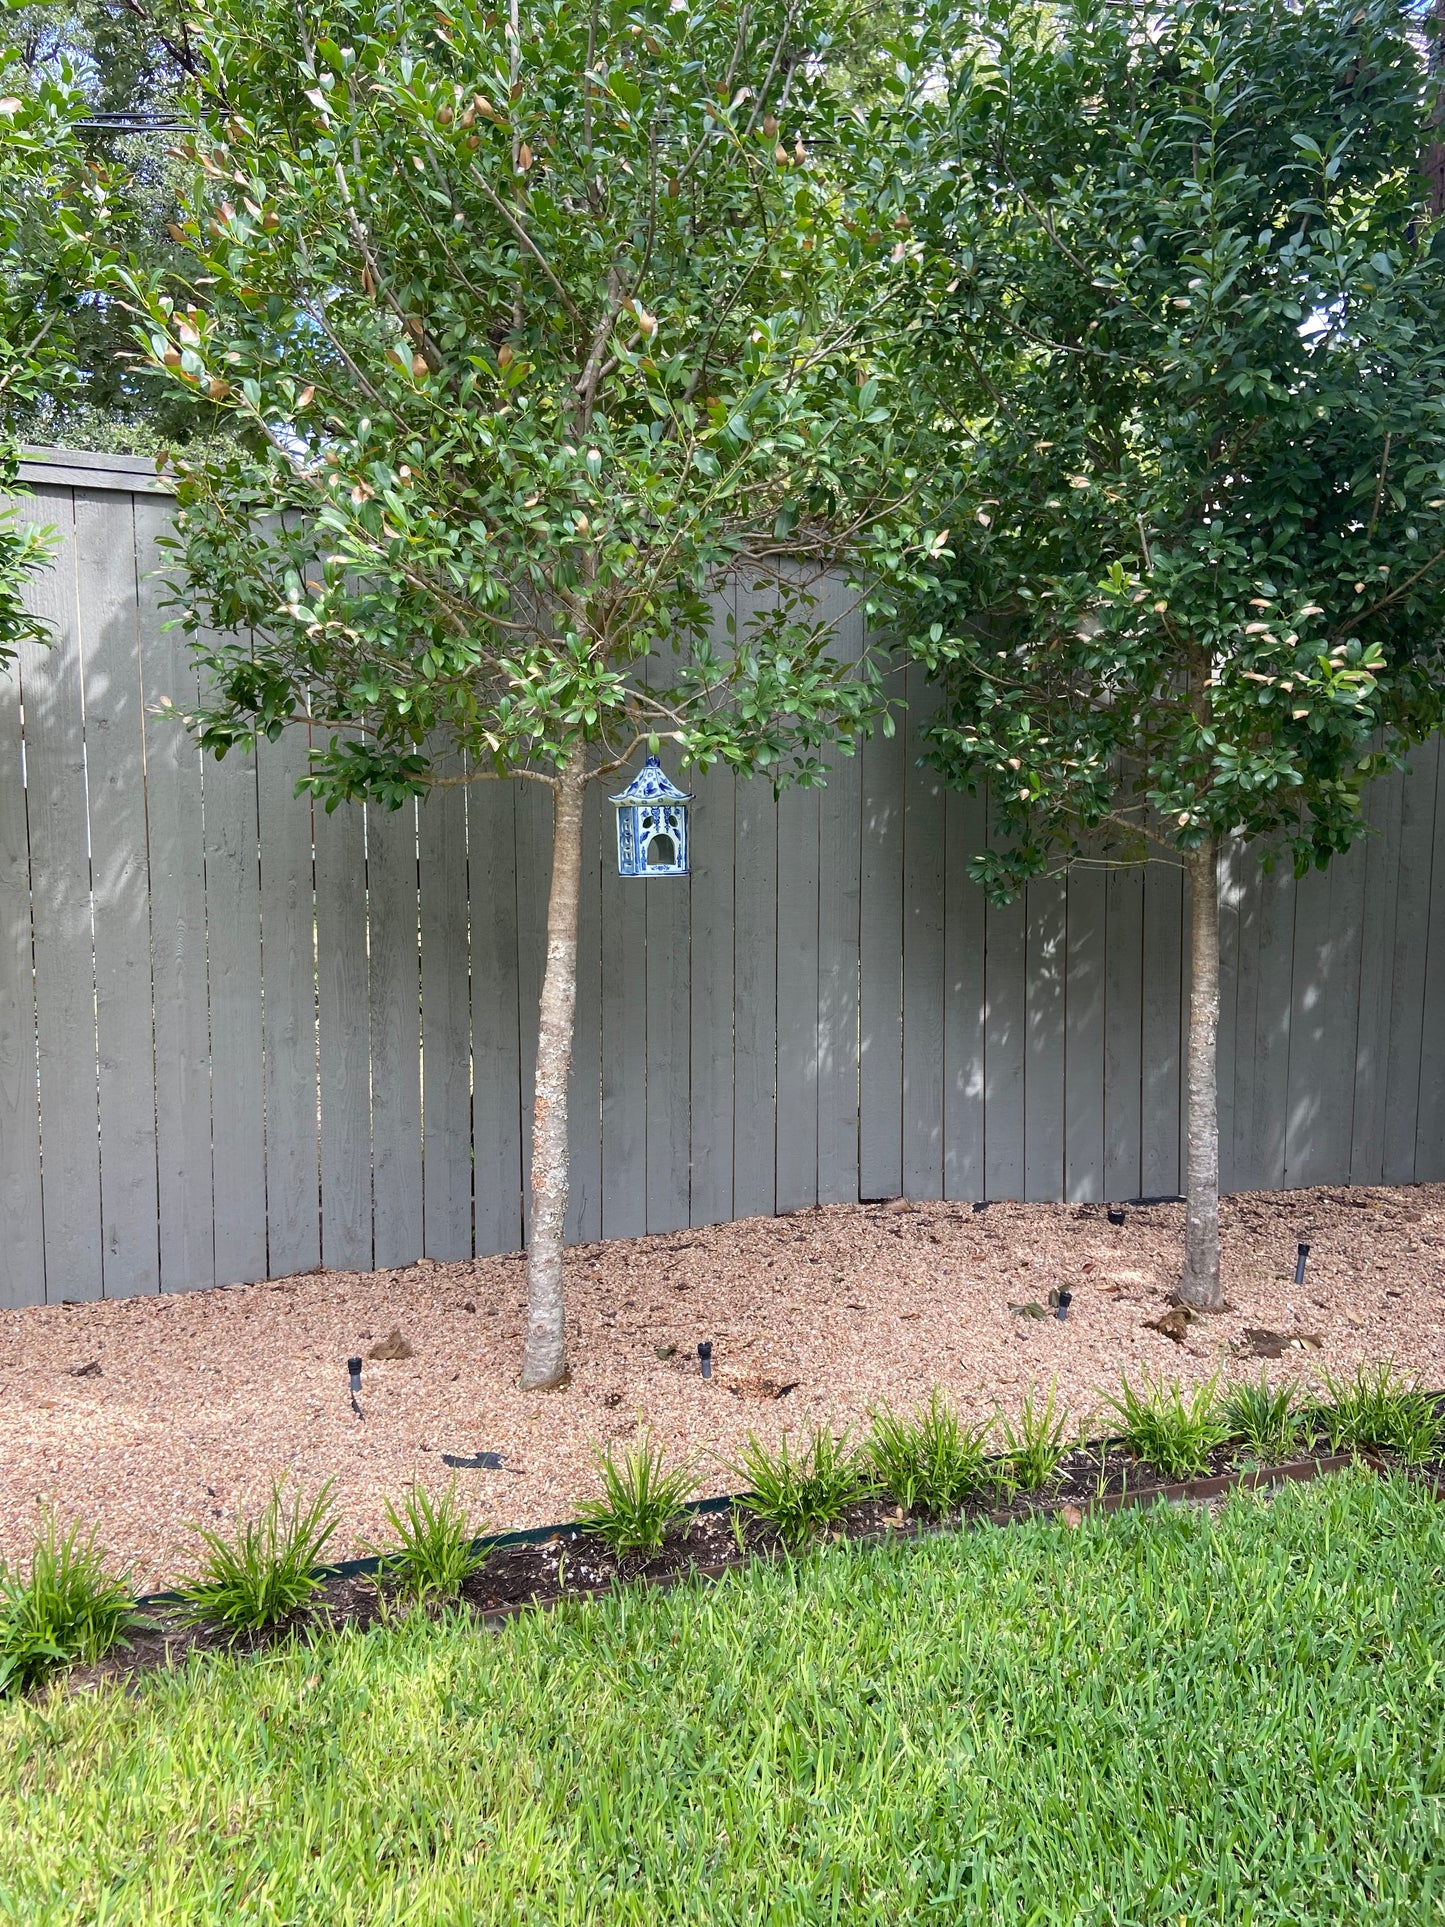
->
904 0 1445 1307
0 45 115 665
125 0 933 1384
6 1 235 455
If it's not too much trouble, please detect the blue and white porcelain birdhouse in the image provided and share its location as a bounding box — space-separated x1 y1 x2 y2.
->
610 754 692 877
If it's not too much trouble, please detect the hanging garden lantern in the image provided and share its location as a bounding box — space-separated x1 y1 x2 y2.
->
610 753 693 877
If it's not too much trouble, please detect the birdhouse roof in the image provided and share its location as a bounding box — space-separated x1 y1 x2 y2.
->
609 754 693 806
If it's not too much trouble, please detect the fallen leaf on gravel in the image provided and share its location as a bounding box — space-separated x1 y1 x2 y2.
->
368 1328 415 1361
1240 1328 1323 1358
727 1377 799 1401
654 1344 677 1360
1010 1302 1047 1320
1060 1505 1083 1528
67 1360 102 1378
1146 1307 1191 1344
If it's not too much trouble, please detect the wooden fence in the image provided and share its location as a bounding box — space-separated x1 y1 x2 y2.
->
1 448 1442 1306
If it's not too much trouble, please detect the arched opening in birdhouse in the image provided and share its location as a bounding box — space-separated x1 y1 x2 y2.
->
646 832 676 868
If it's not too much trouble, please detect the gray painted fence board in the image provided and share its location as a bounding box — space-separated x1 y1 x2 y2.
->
0 523 45 1307
200 673 267 1287
775 783 820 1215
1350 772 1403 1185
688 761 736 1227
859 669 905 1198
1064 868 1106 1203
601 790 648 1238
3 461 1443 1305
1383 736 1438 1183
1140 864 1183 1197
1025 875 1067 1202
470 780 522 1254
731 753 777 1222
1215 839 1241 1196
419 775 473 1260
314 795 371 1272
368 800 423 1268
76 490 160 1297
18 491 103 1301
1416 747 1445 1182
256 730 319 1276
902 671 946 1199
136 494 213 1294
1102 867 1143 1202
943 786 986 1200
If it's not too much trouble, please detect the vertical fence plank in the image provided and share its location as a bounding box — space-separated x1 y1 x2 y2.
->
859 668 905 1198
137 495 213 1293
645 842 693 1234
0 504 46 1306
314 799 371 1271
984 885 1027 1202
471 781 522 1253
1024 873 1067 1201
775 782 820 1215
1240 848 1296 1191
1285 849 1365 1188
601 772 648 1237
1102 867 1144 1204
1383 737 1438 1183
565 784 604 1245
943 786 986 1200
419 772 472 1260
817 743 862 1209
18 490 103 1301
75 492 160 1297
367 798 423 1267
730 770 777 1222
1350 772 1403 1184
1064 867 1106 1202
1414 748 1445 1181
1140 862 1183 1196
1225 840 1248 1194
689 761 736 1226
902 669 946 1199
256 731 319 1276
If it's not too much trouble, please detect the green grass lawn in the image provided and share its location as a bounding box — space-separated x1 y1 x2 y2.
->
2 1469 1443 1925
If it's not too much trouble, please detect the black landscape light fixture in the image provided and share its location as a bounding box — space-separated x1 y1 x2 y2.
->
1295 1243 1311 1288
347 1355 363 1419
1107 1205 1126 1227
698 1340 713 1380
1056 1289 1073 1322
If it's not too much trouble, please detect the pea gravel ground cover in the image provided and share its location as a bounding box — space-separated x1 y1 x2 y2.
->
2 1184 1443 1585
1 1470 1442 1925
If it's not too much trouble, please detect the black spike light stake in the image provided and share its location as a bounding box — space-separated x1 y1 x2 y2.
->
1055 1289 1073 1322
348 1355 364 1420
1107 1205 1126 1227
698 1340 713 1380
1295 1243 1310 1289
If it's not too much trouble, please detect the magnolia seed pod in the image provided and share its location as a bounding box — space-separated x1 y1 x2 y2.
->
207 377 231 401
497 343 513 369
474 93 494 117
793 138 805 162
437 103 454 125
297 385 315 408
774 142 788 165
411 352 429 378
666 175 680 197
466 133 480 149
263 209 280 230
517 141 532 170
162 346 182 368
636 307 657 337
166 222 187 244
460 103 476 127
762 112 778 138
575 512 590 534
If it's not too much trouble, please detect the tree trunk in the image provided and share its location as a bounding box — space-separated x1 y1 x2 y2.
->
1179 836 1223 1310
519 748 588 1389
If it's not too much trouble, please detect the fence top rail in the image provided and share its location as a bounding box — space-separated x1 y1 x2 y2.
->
15 446 176 495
